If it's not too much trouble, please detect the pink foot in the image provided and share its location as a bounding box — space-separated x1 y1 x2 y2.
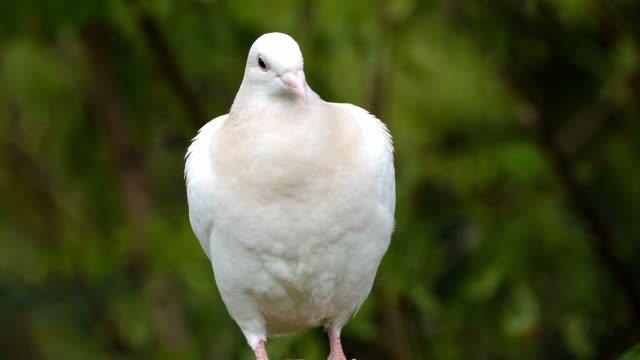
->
327 328 347 360
255 340 269 360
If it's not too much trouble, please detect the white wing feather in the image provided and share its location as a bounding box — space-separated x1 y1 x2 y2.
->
332 103 395 220
185 115 228 259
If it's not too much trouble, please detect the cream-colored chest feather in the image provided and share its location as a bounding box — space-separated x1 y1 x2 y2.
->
212 103 364 203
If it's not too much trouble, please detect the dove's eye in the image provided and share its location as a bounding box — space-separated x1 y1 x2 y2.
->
257 56 269 71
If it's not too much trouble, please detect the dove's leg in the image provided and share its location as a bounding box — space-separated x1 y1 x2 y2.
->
255 340 269 360
327 328 347 360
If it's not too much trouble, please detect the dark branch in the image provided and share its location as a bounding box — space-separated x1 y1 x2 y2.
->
129 3 206 130
81 22 150 281
81 20 191 348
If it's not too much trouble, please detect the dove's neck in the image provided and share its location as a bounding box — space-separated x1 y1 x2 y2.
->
229 82 320 123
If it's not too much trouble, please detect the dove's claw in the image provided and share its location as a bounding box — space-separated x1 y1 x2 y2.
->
255 340 269 360
327 328 347 360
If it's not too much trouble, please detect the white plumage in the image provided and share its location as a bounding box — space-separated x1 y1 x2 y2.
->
185 32 395 360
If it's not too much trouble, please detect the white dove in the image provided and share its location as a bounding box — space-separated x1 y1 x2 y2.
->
185 32 395 360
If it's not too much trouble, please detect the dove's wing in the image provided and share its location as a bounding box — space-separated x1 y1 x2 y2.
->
333 103 395 219
185 115 228 259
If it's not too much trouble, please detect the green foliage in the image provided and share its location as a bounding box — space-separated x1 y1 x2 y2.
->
620 344 640 360
1 0 640 359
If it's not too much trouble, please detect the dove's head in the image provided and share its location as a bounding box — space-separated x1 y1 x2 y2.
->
243 32 309 103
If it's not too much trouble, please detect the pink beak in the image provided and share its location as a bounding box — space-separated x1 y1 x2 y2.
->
281 70 307 103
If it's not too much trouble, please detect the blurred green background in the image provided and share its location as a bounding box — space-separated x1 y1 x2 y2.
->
2 0 640 359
